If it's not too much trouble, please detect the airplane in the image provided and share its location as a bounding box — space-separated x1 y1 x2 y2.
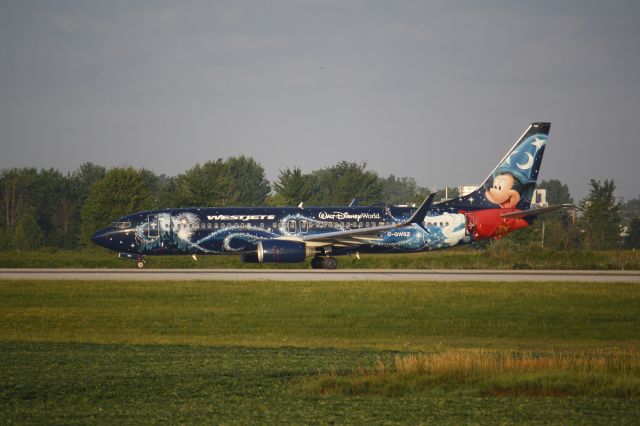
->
92 122 565 269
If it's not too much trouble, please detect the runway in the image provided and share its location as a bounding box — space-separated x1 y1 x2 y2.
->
1 269 639 282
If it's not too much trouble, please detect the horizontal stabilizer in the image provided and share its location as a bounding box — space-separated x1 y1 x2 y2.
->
500 204 572 219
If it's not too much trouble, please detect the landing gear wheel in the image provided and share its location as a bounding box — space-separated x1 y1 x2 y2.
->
311 257 324 269
322 257 337 270
136 260 145 269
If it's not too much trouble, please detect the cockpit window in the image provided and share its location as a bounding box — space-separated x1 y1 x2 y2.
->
111 221 131 229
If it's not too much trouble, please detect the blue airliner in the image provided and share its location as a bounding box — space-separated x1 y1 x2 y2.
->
92 122 563 269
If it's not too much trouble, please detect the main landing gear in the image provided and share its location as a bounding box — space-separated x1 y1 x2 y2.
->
311 256 338 270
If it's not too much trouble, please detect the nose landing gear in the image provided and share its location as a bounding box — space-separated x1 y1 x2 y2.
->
136 257 146 269
118 253 146 269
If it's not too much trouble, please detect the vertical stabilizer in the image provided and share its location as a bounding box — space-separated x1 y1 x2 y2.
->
439 122 550 211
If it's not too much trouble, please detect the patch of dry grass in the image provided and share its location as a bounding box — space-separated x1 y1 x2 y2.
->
311 349 640 397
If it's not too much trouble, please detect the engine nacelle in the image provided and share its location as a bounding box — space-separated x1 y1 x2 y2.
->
257 240 315 263
240 253 260 263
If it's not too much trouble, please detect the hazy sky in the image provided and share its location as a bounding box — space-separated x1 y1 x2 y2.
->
1 0 639 201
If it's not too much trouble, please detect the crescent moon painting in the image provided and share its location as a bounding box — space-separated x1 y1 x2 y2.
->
517 152 534 170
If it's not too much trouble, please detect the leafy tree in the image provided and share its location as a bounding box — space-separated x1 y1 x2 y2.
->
625 218 640 249
0 224 10 250
172 160 231 207
578 179 621 249
29 168 73 247
80 167 153 245
1 167 80 248
381 175 428 205
272 167 318 206
55 163 109 248
0 167 39 233
226 156 271 206
538 179 573 205
72 163 107 201
506 221 541 249
12 207 44 251
156 176 181 207
620 196 640 225
535 179 575 250
312 162 384 205
434 186 459 202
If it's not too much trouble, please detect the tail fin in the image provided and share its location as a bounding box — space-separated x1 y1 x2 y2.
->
440 122 550 211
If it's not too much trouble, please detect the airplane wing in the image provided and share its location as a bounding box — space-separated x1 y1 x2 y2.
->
500 204 572 219
302 194 435 248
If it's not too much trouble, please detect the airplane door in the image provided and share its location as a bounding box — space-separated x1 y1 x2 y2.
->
464 212 475 235
147 213 172 239
147 214 159 238
158 213 172 238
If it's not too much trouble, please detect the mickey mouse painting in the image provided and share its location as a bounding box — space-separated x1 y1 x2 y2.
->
484 134 547 209
486 172 522 208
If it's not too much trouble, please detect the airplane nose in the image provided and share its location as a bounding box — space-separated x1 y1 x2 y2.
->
91 228 110 247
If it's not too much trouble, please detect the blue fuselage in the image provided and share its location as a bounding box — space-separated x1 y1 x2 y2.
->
91 204 472 257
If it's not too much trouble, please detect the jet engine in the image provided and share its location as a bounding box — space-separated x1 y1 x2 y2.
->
256 240 315 263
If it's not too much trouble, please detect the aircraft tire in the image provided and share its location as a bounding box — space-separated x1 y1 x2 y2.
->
322 257 337 270
311 257 324 269
136 261 145 269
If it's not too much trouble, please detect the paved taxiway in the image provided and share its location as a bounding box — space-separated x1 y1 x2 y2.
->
1 269 639 282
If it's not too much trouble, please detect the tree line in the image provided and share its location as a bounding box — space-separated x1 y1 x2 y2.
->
1 157 638 250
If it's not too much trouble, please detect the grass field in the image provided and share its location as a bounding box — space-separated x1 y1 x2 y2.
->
1 280 640 424
1 247 639 270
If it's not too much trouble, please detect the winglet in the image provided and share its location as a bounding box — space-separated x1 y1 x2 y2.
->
406 193 435 227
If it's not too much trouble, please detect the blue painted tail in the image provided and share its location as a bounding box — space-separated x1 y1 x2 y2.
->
439 122 550 211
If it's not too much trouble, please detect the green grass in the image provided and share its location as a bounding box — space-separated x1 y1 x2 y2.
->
5 343 639 425
2 280 640 348
1 280 640 424
1 247 640 269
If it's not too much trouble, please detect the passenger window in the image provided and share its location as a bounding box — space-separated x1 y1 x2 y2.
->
288 219 296 233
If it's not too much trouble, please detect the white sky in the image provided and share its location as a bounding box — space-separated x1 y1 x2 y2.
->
1 0 639 201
